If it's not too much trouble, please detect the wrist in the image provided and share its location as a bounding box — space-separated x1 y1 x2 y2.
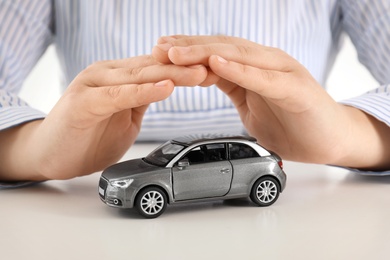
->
331 105 390 171
0 120 47 181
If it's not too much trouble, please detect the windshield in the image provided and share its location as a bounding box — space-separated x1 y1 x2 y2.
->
145 141 185 167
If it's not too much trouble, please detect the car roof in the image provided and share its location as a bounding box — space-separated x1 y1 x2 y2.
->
171 134 257 146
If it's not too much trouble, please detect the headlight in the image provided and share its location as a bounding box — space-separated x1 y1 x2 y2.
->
110 178 134 188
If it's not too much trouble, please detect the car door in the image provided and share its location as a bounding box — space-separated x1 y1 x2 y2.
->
172 143 233 201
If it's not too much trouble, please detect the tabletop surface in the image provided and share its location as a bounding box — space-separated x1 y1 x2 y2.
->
1 143 389 260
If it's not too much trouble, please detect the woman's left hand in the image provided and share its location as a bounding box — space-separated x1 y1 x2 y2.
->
152 35 390 169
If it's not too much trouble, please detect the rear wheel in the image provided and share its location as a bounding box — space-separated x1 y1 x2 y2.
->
135 187 167 218
250 177 280 206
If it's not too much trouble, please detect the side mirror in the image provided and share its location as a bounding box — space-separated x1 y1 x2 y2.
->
177 159 190 169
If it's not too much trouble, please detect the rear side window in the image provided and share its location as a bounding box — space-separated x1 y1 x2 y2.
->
229 143 260 160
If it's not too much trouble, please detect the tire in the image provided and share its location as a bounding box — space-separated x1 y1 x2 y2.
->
135 187 167 218
250 177 280 207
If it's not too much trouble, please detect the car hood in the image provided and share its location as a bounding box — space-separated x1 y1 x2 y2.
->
102 158 161 180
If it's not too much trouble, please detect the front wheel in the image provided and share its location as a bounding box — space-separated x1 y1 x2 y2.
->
135 187 167 218
250 177 280 206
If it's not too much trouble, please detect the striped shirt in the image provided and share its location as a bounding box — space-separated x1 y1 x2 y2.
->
1 0 390 176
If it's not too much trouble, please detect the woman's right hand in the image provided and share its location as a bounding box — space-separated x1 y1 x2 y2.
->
0 55 207 181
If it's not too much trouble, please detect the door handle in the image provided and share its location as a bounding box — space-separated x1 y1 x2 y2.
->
220 168 230 174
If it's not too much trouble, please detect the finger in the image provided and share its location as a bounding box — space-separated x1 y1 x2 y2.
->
154 35 297 71
158 35 245 46
152 42 174 64
208 55 296 103
83 80 175 118
91 55 157 70
197 68 221 87
212 77 249 111
157 35 188 44
209 54 323 113
153 35 245 64
78 63 208 87
166 43 294 72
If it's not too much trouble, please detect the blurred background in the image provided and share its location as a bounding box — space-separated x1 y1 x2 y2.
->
19 36 377 114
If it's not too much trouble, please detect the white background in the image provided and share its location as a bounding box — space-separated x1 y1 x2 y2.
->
19 37 378 114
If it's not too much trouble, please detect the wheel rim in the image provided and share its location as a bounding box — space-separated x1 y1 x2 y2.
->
140 191 164 215
256 180 277 203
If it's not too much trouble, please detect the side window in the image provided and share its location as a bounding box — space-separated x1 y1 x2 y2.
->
181 143 227 164
184 146 205 164
229 143 260 160
204 143 226 162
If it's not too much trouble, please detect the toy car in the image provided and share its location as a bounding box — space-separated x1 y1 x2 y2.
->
98 134 286 218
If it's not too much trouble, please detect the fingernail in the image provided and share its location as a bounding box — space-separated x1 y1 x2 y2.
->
155 79 169 87
188 64 204 69
174 46 191 54
158 36 176 44
216 55 228 64
156 43 172 52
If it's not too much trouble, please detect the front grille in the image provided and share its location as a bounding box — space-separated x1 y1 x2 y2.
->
99 177 108 199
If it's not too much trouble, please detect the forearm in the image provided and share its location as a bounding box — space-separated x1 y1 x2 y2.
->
338 0 390 170
0 120 46 181
0 0 54 182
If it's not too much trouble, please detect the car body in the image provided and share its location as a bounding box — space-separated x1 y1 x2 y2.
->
99 134 286 218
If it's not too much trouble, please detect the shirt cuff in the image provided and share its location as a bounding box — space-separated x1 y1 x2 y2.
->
330 165 390 176
339 84 390 127
349 169 390 176
0 106 46 130
0 181 43 189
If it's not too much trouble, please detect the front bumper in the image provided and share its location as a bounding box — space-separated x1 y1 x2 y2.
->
99 177 133 208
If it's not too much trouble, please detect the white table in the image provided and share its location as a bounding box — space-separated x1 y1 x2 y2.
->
1 144 389 260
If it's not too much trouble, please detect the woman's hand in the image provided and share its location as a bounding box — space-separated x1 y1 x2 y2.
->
0 55 207 181
153 35 390 169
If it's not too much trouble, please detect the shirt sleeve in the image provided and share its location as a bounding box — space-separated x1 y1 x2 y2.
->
0 0 54 187
338 0 390 174
0 181 44 189
338 0 390 123
0 0 54 131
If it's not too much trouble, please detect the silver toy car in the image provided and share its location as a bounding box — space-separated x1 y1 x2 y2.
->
99 134 286 218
